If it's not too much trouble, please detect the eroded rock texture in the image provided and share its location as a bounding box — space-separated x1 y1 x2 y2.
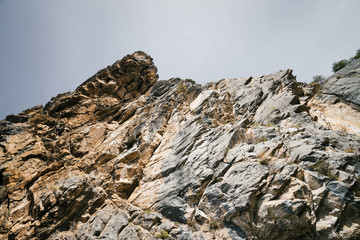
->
0 52 360 240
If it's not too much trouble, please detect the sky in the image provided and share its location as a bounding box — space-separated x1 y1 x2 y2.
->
1 0 360 119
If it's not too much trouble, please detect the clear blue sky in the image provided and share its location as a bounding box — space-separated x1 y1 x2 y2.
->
1 0 360 119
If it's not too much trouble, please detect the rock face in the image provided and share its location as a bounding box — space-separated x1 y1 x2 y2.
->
0 52 360 240
309 59 360 135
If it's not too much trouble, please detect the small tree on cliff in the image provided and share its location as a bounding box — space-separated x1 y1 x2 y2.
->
312 75 326 84
354 49 360 60
332 59 349 72
332 48 360 73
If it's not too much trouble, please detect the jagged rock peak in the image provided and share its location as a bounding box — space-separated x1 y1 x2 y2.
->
75 51 158 98
41 51 158 124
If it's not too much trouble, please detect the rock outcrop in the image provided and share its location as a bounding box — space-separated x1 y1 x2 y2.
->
0 52 359 240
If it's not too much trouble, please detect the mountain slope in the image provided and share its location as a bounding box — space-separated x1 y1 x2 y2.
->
0 52 359 240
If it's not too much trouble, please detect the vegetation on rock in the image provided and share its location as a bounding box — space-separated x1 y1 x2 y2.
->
332 48 360 72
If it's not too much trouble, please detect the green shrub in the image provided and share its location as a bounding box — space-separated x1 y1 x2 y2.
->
209 219 219 229
354 49 360 60
177 83 187 94
332 59 349 72
332 48 360 72
155 229 169 239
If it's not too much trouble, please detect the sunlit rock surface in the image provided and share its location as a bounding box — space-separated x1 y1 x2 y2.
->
1 52 359 239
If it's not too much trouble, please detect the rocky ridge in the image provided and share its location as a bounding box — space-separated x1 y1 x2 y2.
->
0 52 360 239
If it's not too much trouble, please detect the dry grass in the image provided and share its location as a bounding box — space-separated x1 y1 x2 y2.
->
47 183 59 193
344 147 355 153
209 219 220 229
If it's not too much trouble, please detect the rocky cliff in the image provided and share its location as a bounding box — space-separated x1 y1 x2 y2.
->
0 52 359 240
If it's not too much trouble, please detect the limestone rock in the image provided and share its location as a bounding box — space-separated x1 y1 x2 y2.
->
0 52 360 239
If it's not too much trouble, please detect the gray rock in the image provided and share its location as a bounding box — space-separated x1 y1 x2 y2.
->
117 223 145 240
257 199 315 240
323 59 360 106
100 212 128 239
199 162 268 221
133 211 161 230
